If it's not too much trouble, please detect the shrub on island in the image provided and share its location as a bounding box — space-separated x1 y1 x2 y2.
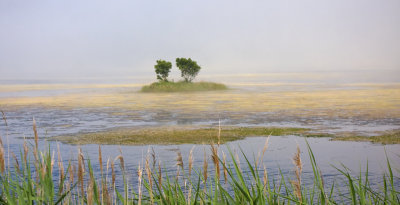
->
141 58 227 92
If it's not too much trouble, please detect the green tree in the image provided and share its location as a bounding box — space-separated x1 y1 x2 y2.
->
175 58 201 82
154 60 172 81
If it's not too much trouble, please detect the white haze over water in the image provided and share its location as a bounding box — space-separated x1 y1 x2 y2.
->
0 0 399 80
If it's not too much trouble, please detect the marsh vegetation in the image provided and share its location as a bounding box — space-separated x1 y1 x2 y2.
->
50 127 308 145
1 126 399 204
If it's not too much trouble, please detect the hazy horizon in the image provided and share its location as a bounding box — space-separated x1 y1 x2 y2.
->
1 0 399 79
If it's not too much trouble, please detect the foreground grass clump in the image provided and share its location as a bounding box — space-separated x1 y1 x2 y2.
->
51 127 309 145
140 81 228 92
1 125 399 204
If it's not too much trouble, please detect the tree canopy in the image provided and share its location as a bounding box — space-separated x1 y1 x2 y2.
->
175 58 201 82
154 60 172 81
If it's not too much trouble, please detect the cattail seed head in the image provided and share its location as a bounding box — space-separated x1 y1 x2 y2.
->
98 145 103 175
78 148 85 195
188 146 194 179
263 165 268 187
0 111 7 126
23 139 28 164
69 163 75 185
218 119 221 147
222 151 228 183
176 150 183 169
145 154 153 190
111 161 115 187
137 164 143 205
235 150 241 172
57 144 65 192
291 145 303 200
114 155 125 171
203 148 208 183
158 161 162 190
33 117 38 150
0 137 5 174
210 143 220 181
11 151 19 173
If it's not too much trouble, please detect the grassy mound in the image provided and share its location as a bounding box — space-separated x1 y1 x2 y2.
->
51 127 309 145
140 81 228 92
50 125 400 145
333 130 400 144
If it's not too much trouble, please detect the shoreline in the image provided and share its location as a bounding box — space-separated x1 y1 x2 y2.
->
48 125 400 145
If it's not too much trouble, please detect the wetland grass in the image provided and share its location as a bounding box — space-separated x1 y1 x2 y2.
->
1 137 399 204
1 121 400 204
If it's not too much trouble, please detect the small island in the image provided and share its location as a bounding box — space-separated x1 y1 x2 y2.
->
141 58 228 92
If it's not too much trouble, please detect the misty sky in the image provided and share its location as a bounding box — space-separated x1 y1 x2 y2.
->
0 0 399 79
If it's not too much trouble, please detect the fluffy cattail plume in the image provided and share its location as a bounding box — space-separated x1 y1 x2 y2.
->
32 117 38 152
145 154 152 185
188 146 194 179
98 145 103 176
145 154 153 204
257 136 270 168
210 143 220 180
262 135 270 157
187 184 192 205
158 161 162 190
0 111 7 126
291 145 303 201
118 147 124 170
263 165 268 187
103 157 111 205
11 151 19 173
40 158 47 179
114 155 125 173
106 157 110 182
222 151 228 183
203 148 208 184
319 168 325 189
102 179 111 205
0 137 5 174
234 150 241 172
68 163 75 186
57 144 65 192
111 161 116 188
176 150 184 169
78 148 85 196
151 147 156 170
137 164 143 205
217 119 221 147
176 150 184 180
23 139 28 164
87 180 94 205
50 151 55 176
65 163 72 195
